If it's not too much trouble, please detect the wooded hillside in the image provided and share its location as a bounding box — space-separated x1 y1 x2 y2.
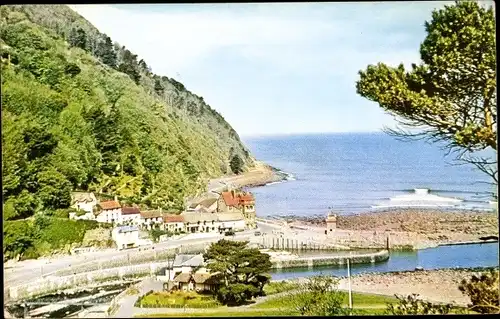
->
1 4 253 220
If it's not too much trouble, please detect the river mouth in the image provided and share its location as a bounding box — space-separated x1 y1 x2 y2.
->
270 242 499 280
5 281 136 318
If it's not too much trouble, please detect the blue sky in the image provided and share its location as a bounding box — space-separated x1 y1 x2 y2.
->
69 2 488 137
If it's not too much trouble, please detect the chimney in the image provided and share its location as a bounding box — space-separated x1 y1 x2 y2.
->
231 190 235 198
114 195 118 202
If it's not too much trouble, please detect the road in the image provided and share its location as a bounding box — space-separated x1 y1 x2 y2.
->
3 230 257 290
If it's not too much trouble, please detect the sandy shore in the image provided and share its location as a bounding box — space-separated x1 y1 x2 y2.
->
209 160 286 192
337 268 496 306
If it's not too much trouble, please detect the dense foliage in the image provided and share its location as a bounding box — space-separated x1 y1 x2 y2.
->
203 239 272 305
356 1 497 184
458 269 499 314
288 275 351 316
229 154 244 174
1 5 252 222
385 294 453 315
3 216 105 260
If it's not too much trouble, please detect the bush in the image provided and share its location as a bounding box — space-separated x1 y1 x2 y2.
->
459 269 499 314
386 294 453 315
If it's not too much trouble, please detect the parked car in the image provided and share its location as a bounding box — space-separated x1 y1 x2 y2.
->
254 231 262 236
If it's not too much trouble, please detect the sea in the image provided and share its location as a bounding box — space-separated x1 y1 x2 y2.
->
243 132 497 218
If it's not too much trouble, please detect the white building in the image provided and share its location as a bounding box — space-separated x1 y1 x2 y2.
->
121 207 141 225
162 214 185 233
112 225 139 250
216 212 246 232
96 200 122 224
70 192 97 219
140 210 163 230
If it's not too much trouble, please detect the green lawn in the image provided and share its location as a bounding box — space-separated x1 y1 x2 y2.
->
263 281 300 295
136 309 299 317
252 291 398 309
136 291 220 308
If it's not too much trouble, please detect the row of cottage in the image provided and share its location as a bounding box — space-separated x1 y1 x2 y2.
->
70 189 257 233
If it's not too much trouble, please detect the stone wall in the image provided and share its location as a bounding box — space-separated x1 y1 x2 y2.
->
272 250 389 269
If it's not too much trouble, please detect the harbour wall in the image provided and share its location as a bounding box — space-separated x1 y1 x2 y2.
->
272 250 390 269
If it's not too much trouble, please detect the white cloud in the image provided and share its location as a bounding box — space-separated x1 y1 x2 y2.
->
69 3 455 135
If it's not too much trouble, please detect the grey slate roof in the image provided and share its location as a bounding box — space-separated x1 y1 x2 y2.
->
172 254 205 268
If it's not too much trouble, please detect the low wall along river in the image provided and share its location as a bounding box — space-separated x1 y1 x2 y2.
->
7 249 388 301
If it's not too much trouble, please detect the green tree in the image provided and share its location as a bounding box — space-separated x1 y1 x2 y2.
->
149 228 169 243
356 1 497 184
229 154 244 174
96 34 117 68
386 294 453 315
68 27 87 50
36 167 72 210
154 78 164 95
458 269 499 314
117 48 141 84
288 275 350 316
203 239 272 305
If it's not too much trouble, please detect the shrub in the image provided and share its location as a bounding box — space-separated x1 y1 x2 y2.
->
459 269 499 314
386 294 453 315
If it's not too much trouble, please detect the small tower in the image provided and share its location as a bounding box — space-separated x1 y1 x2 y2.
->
325 212 337 236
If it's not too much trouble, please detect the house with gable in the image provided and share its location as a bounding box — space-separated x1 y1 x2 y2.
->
162 214 185 233
217 190 256 229
96 200 122 224
121 206 141 225
140 210 163 230
71 192 98 214
160 254 219 292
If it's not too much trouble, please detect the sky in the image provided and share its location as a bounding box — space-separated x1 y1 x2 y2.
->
69 2 492 137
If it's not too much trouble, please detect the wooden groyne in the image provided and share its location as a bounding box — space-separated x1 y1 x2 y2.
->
271 250 389 270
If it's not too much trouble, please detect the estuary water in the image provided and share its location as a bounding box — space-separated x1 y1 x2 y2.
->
271 242 499 280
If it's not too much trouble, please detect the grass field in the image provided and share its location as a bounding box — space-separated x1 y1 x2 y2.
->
262 281 300 295
252 291 398 309
136 291 220 308
136 309 299 317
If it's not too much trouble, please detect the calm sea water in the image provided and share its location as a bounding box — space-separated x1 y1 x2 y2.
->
243 133 496 217
270 242 499 280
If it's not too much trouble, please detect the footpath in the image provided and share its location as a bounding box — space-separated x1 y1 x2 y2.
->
111 278 163 318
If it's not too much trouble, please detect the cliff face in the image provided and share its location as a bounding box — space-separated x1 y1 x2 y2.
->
1 4 253 218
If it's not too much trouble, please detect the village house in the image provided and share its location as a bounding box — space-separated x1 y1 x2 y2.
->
140 210 163 230
121 206 141 225
158 254 218 292
95 200 122 224
217 190 257 229
162 214 185 233
216 212 246 233
189 197 218 214
71 192 98 215
182 212 219 233
112 225 139 250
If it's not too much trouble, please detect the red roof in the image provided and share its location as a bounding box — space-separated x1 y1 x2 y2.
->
221 191 239 207
122 207 141 215
238 193 254 204
99 201 121 210
162 214 184 223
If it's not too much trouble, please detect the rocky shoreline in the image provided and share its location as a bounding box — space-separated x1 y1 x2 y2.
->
337 267 498 306
209 160 288 191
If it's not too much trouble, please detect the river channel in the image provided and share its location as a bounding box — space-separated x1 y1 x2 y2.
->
271 242 499 280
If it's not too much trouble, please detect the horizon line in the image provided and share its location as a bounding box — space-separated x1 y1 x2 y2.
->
240 130 386 139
